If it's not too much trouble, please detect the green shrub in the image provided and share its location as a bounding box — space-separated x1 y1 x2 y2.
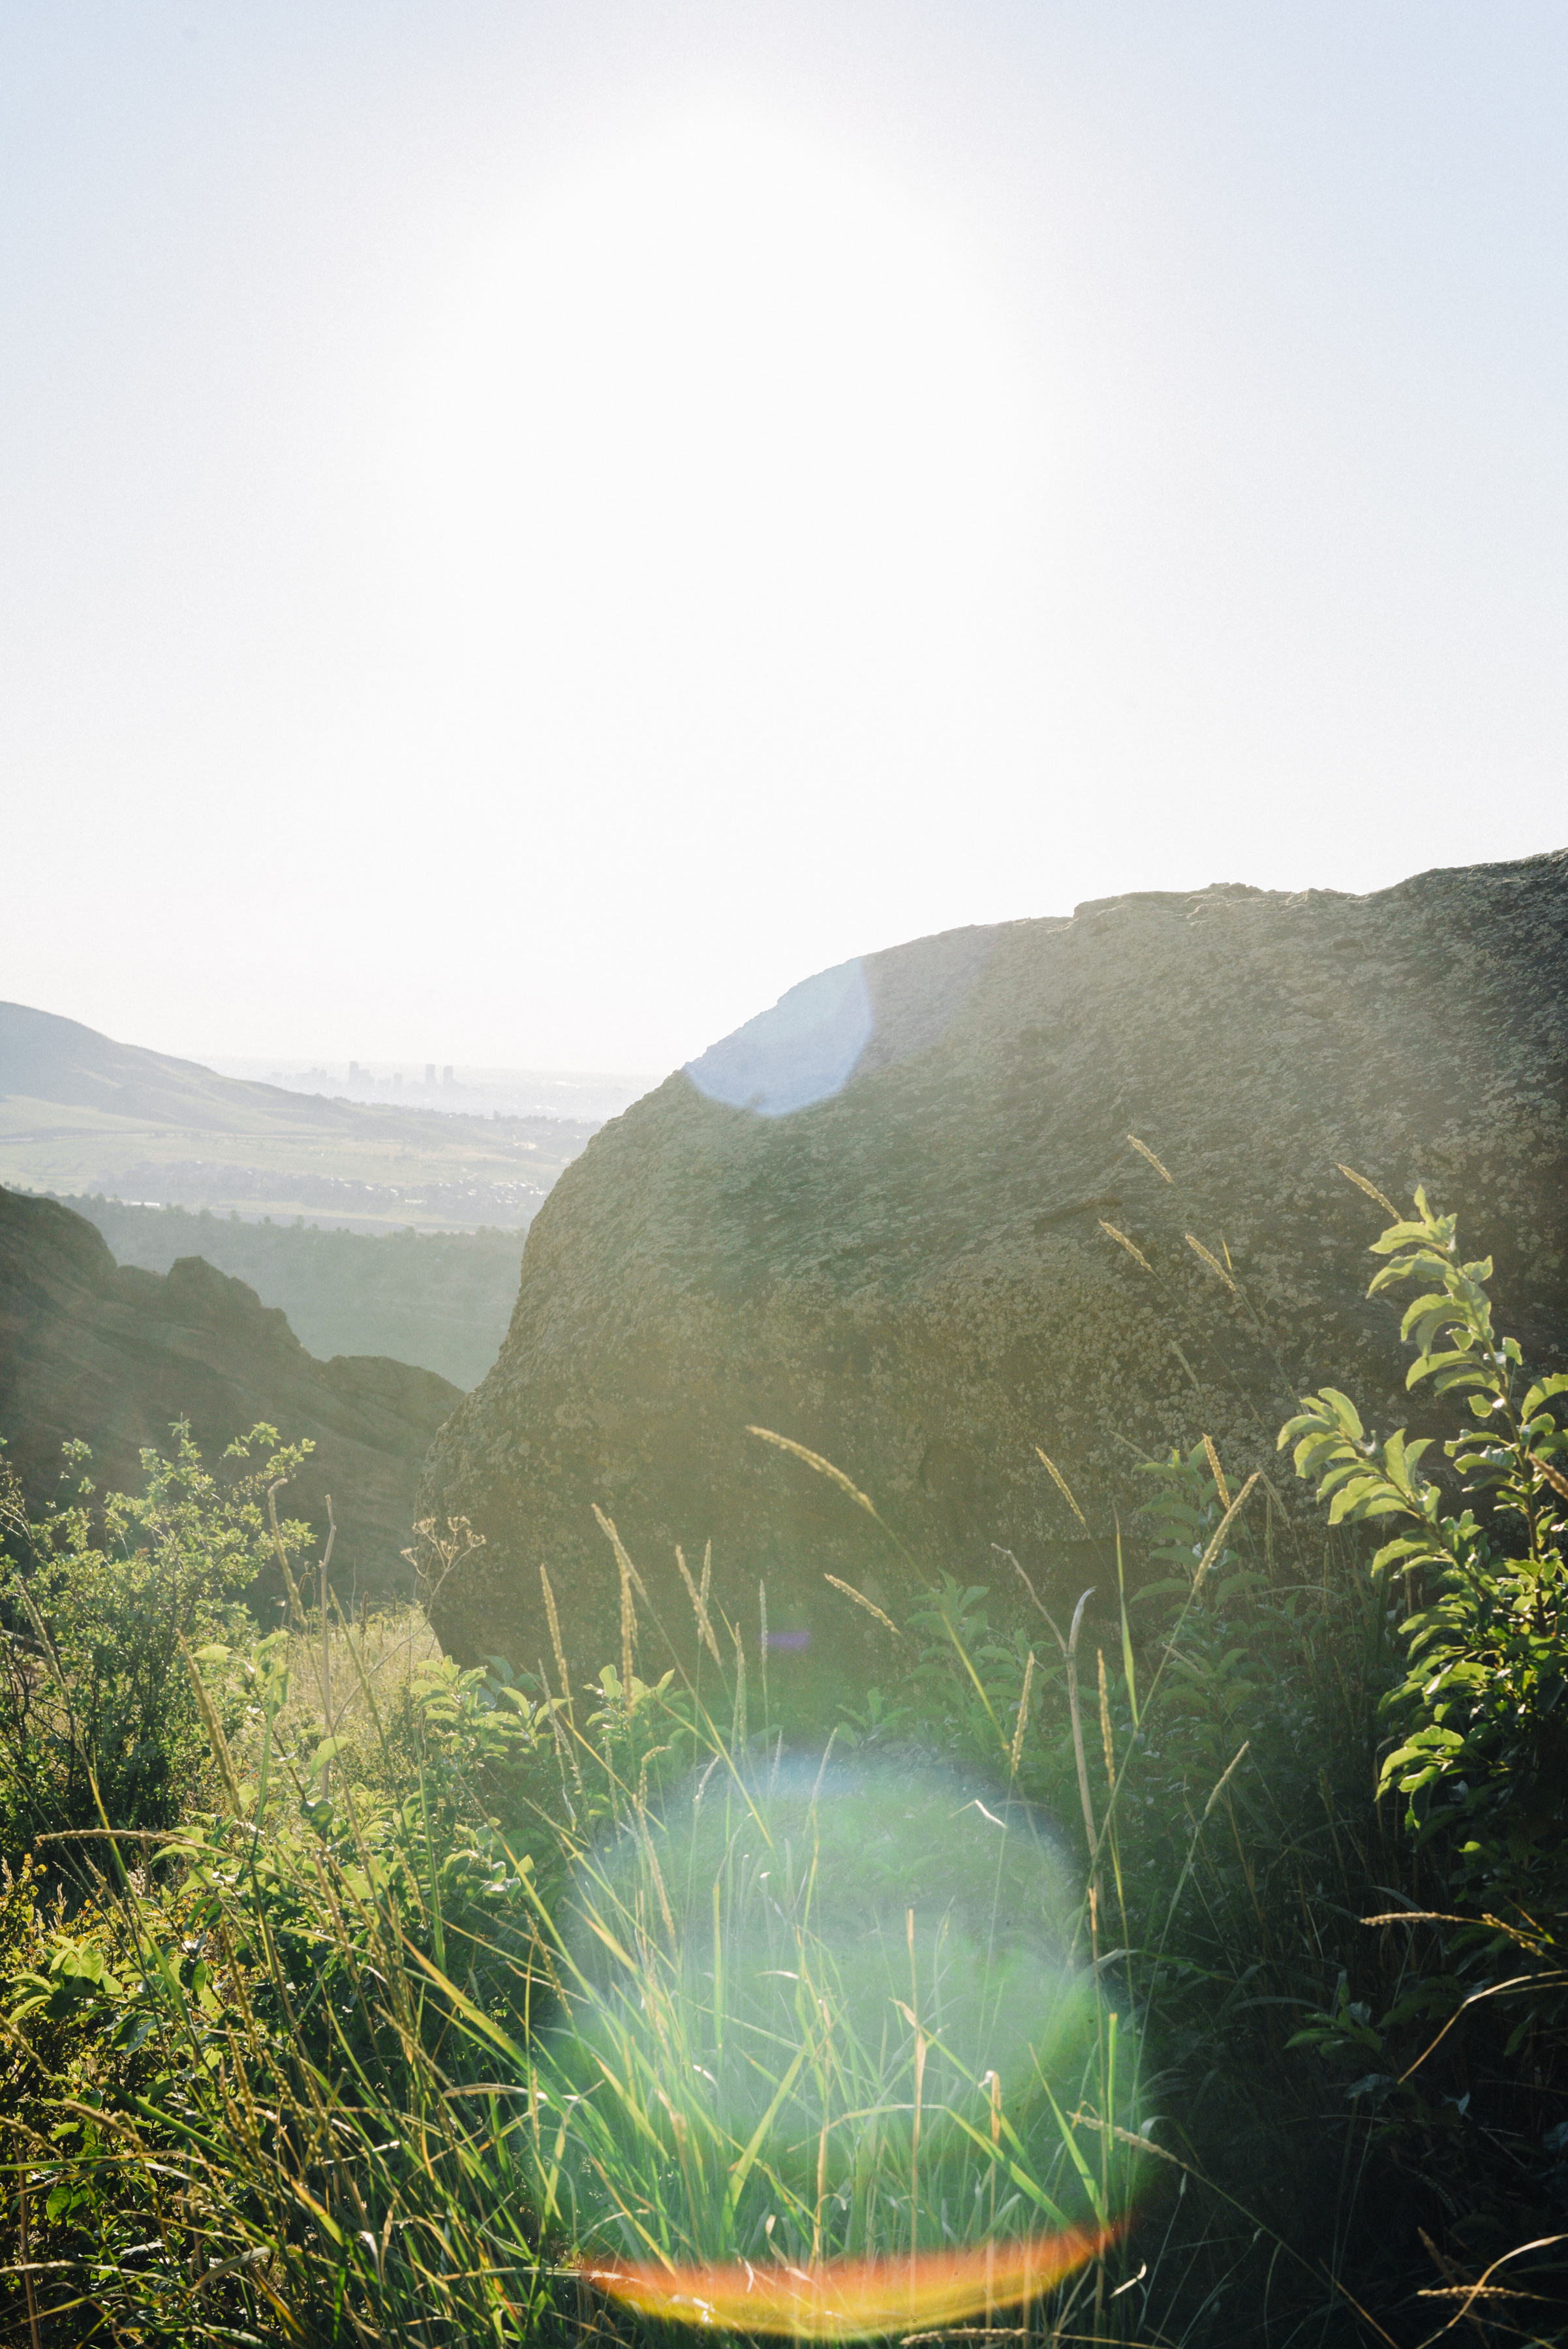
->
0 1424 313 1867
1282 1187 1567 1914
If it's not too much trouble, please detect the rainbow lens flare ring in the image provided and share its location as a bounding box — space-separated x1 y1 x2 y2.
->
581 2223 1120 2337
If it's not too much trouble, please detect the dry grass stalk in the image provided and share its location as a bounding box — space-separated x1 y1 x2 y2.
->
1336 1161 1398 1218
1185 1235 1236 1295
1010 1648 1036 1781
1099 1221 1153 1274
676 1545 724 1666
1064 1589 1098 1865
823 1574 903 1639
540 1564 572 1710
1190 1473 1260 1595
730 1620 747 1748
1036 1448 1089 1530
747 1426 880 1517
1127 1134 1175 1184
592 1508 645 1695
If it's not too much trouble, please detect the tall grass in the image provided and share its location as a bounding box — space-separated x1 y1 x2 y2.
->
532 1751 1135 2311
0 1495 1375 2346
0 1544 1142 2345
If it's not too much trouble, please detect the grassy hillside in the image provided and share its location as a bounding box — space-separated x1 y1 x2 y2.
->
59 1197 522 1390
0 1001 607 1231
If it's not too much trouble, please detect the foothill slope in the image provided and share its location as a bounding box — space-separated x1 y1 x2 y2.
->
0 1186 459 1606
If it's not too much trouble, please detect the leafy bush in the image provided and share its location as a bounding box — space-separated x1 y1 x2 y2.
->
0 1423 312 1865
1282 1187 1567 1913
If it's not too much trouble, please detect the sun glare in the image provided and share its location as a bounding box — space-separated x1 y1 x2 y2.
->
389 97 1043 827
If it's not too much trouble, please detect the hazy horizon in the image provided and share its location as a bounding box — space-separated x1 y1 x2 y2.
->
204 1053 658 1124
6 3 1565 1070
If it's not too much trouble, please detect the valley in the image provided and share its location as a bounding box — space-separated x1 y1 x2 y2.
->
59 1198 523 1390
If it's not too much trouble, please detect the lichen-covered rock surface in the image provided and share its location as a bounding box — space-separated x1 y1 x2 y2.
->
419 853 1567 1683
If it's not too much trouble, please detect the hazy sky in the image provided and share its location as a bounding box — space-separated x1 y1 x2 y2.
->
4 3 1565 1073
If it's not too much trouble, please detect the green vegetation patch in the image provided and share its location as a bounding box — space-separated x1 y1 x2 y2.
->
0 1190 1562 2344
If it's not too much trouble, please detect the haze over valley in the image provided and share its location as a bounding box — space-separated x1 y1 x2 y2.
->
208 1056 654 1125
61 1202 523 1391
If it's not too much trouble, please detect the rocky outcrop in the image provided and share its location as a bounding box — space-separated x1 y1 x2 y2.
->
0 1188 460 1603
418 854 1568 1683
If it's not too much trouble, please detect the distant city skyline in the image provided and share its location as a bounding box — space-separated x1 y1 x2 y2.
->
5 4 1565 1068
206 1054 658 1124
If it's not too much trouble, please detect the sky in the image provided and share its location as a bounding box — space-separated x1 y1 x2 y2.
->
3 3 1565 1075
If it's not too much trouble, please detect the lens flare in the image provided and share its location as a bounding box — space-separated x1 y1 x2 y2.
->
582 2222 1120 2338
684 959 874 1114
530 1756 1145 2331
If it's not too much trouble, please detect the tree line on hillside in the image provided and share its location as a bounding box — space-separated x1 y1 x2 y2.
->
55 1199 523 1389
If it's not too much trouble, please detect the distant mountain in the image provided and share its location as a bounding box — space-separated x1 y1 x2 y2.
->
0 1002 613 1232
0 1000 565 1145
0 1185 459 1606
1 1000 345 1131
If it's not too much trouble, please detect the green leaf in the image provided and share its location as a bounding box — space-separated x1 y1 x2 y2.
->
1409 1347 1490 1391
1398 1290 1458 1342
1317 1389 1365 1439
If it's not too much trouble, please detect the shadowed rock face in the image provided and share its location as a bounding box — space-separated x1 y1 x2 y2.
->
0 1188 460 1604
418 854 1568 1683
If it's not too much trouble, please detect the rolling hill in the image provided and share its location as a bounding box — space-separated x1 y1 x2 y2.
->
0 1002 613 1232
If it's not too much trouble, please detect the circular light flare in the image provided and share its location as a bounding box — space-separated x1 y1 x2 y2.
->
581 2222 1121 2339
544 1757 1144 2340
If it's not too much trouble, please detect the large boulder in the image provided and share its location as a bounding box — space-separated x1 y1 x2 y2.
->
0 1187 460 1604
418 853 1567 1685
